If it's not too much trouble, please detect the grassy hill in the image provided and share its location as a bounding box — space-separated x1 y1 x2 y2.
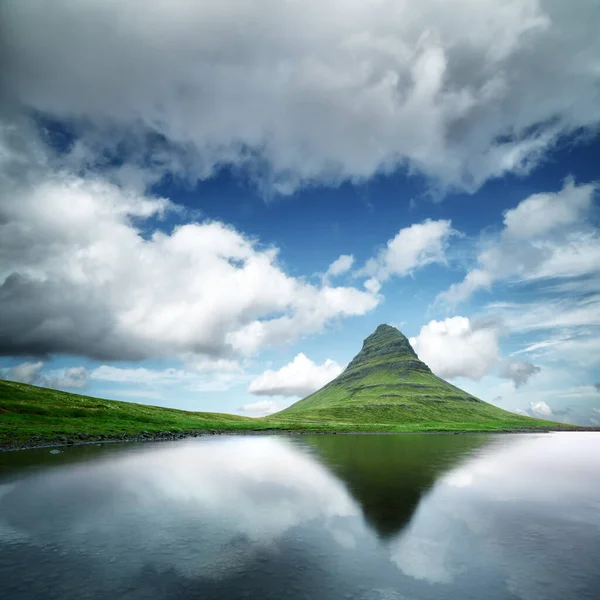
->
0 324 567 448
272 324 555 430
0 379 270 447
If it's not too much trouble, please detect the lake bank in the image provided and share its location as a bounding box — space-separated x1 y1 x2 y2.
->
2 379 587 452
2 423 592 453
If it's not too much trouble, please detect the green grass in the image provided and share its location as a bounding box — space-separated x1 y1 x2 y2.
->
0 324 573 448
272 324 561 431
0 377 569 448
0 379 273 446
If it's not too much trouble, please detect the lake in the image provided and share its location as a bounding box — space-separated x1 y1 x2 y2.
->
1 433 599 599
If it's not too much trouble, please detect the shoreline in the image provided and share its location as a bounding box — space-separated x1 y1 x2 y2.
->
2 425 596 453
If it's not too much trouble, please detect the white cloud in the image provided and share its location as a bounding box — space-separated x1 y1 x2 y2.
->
506 397 553 420
364 278 382 294
45 366 89 389
238 400 282 417
360 219 454 283
90 365 247 393
410 317 501 381
489 298 600 334
181 356 242 373
114 389 164 401
503 178 594 239
3 0 599 193
410 316 539 386
3 361 45 385
434 178 600 398
486 298 600 370
0 125 380 361
436 268 492 307
437 179 599 306
529 400 552 417
2 362 89 389
248 353 343 398
457 366 600 427
324 255 354 279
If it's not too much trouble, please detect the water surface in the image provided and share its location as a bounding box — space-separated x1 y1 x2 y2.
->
1 433 599 599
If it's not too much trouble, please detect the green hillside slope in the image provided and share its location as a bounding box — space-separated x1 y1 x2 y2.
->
273 324 552 429
0 325 567 448
0 379 265 447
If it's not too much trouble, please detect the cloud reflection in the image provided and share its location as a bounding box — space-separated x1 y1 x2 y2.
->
0 437 360 581
389 433 600 599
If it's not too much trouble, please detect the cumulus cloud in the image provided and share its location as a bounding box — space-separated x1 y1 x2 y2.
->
435 178 600 395
359 219 454 283
437 178 599 306
410 316 539 386
503 180 595 240
3 361 45 385
238 400 282 417
248 353 343 398
46 366 89 389
2 362 89 389
2 0 599 193
0 126 379 362
514 400 553 419
529 401 552 417
410 317 501 381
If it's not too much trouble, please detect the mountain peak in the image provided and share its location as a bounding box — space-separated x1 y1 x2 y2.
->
347 323 421 370
274 322 539 430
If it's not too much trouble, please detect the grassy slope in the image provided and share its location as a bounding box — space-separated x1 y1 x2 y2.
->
272 325 558 431
0 379 271 446
0 325 568 447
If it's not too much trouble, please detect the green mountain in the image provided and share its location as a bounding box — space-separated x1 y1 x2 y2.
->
273 324 546 428
0 325 565 448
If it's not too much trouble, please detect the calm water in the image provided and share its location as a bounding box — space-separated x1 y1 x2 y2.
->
1 433 599 600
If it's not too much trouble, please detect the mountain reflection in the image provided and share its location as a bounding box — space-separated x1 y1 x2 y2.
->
303 434 491 538
2 434 599 600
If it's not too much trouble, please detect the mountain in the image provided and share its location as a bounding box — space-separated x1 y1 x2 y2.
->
273 324 545 428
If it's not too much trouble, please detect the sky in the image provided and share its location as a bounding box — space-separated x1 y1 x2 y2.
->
1 0 599 425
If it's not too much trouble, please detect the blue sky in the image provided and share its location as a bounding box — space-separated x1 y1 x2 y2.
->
1 0 599 425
